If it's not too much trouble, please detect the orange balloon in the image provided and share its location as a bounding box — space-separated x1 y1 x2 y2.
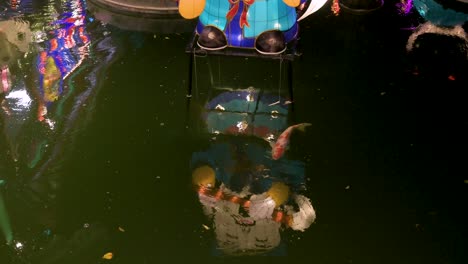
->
179 0 206 19
283 0 300 7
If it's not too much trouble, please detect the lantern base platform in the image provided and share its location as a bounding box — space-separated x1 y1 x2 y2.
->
184 32 302 62
339 0 384 15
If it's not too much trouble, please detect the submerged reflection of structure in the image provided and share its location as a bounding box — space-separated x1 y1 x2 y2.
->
397 0 468 80
191 88 316 256
402 0 468 56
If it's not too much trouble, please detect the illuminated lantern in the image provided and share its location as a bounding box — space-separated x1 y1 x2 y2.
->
179 0 328 54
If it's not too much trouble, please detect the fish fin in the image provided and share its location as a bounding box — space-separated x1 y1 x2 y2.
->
296 123 312 132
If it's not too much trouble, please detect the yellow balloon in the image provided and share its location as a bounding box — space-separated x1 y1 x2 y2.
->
192 165 215 187
267 182 290 206
179 0 206 19
283 0 300 7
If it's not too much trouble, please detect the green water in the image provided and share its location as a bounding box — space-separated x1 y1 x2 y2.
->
1 0 467 263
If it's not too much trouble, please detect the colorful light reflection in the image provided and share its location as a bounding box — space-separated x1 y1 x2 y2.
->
36 0 90 122
397 0 414 15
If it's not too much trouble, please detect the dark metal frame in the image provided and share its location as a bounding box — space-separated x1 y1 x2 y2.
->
185 32 301 102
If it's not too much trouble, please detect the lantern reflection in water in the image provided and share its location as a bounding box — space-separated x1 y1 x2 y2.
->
401 0 468 53
191 87 316 256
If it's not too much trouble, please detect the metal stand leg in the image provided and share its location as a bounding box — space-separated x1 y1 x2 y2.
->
287 60 293 103
187 52 194 97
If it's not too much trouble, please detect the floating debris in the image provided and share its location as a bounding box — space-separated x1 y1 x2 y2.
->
102 252 113 260
202 224 210 230
118 227 125 232
345 185 350 190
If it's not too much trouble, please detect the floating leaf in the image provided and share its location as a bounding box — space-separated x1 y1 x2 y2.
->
102 252 113 260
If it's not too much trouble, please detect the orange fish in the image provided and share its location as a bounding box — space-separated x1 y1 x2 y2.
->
270 123 311 160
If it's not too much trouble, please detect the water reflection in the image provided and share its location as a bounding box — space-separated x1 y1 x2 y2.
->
400 0 468 55
0 0 118 256
191 87 316 256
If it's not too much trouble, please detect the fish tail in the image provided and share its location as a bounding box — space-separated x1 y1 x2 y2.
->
296 123 312 132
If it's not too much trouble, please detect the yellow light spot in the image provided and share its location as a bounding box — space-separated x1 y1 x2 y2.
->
102 252 113 260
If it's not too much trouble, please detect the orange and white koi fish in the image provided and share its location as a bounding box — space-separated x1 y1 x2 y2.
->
271 123 311 160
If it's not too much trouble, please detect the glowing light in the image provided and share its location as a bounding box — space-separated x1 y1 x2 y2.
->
271 110 279 118
5 89 32 110
15 241 23 249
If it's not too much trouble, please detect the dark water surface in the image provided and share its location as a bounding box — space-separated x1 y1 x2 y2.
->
1 0 467 263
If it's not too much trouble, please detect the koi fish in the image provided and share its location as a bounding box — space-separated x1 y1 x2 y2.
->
270 123 311 160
